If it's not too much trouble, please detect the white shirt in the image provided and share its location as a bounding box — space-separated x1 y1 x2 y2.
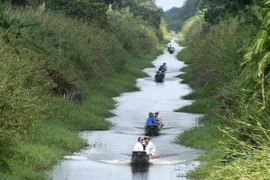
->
133 142 144 151
155 116 162 124
145 141 156 156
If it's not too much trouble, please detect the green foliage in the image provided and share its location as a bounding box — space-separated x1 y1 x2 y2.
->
32 120 87 151
164 0 200 32
0 1 163 178
176 122 224 150
0 1 40 43
42 0 109 28
177 98 215 114
184 17 255 96
107 9 158 57
182 87 209 100
176 6 270 178
108 0 163 39
205 104 270 179
239 1 270 107
177 47 192 64
199 0 254 25
0 129 15 173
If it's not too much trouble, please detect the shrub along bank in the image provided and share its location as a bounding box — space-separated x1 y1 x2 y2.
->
0 3 168 179
175 2 270 179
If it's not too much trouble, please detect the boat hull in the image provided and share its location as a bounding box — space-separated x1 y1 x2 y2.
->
144 124 161 136
131 151 149 165
169 49 174 54
155 73 164 82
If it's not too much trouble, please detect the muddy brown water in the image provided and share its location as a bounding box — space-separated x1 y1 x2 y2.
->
48 35 203 180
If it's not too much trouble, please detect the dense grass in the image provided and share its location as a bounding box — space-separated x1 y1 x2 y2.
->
0 5 168 179
174 11 270 179
176 98 216 114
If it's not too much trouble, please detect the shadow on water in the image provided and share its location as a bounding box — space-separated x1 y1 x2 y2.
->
48 33 203 180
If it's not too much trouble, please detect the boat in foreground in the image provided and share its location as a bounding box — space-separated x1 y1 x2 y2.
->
144 124 161 136
155 71 165 82
131 151 149 165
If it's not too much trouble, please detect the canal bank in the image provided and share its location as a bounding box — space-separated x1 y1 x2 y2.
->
48 34 203 180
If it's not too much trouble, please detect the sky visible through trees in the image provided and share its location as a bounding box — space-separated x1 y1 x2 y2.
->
155 0 185 11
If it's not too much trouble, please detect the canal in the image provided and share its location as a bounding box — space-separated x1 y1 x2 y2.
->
48 35 202 180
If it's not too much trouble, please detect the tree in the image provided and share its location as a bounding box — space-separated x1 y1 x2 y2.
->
240 0 270 108
199 0 254 24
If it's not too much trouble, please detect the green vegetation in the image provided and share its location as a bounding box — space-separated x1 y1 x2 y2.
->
0 0 169 179
163 0 200 32
174 0 270 179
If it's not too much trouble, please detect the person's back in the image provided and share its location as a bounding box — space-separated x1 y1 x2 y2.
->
167 45 172 51
158 65 164 72
146 116 158 125
162 63 167 72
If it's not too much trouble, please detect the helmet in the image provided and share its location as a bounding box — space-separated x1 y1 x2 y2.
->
149 112 153 117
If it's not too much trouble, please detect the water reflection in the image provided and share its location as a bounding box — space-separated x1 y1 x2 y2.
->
131 164 150 180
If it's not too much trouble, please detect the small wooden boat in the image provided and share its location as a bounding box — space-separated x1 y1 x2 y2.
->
144 124 161 136
131 151 149 165
155 72 164 82
169 49 174 54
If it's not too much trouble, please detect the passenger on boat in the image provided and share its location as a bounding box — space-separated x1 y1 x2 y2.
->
133 137 144 151
167 44 172 50
146 112 158 125
154 111 164 129
167 45 175 51
144 136 160 158
158 65 165 72
158 63 167 74
162 63 167 72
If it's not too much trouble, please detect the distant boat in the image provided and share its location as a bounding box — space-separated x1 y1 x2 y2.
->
144 124 161 136
131 151 149 165
169 48 174 54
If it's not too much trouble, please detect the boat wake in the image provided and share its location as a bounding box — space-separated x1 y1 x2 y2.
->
100 158 186 165
100 159 131 165
63 155 89 160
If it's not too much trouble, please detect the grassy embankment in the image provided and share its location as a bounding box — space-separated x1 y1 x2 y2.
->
174 14 270 179
0 6 171 180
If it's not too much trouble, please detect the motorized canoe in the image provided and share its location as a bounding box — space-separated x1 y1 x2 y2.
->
144 124 161 136
155 71 165 82
131 151 149 165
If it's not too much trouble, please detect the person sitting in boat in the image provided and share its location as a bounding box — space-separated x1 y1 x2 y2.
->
133 137 144 151
154 111 164 129
167 45 175 52
144 136 160 158
167 44 173 51
158 65 165 73
162 62 167 72
159 63 167 72
146 112 158 125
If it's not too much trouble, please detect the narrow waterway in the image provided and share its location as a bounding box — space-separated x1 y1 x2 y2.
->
48 35 203 180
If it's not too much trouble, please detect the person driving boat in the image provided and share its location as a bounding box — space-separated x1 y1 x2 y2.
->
146 112 158 125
